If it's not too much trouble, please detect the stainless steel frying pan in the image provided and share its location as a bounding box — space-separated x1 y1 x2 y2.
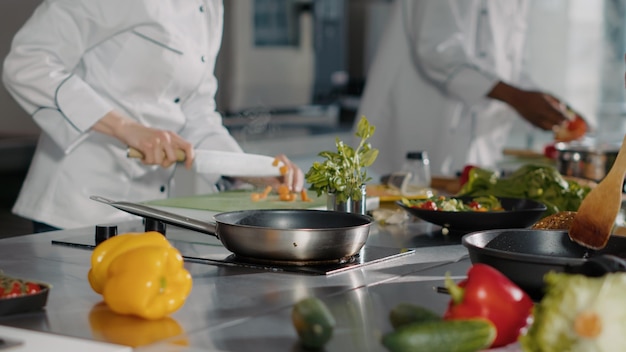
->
90 196 373 262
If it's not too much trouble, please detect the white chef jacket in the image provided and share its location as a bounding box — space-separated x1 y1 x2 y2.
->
2 0 243 229
357 0 535 177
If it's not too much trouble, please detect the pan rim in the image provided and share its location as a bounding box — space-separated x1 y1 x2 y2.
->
212 208 374 230
462 229 587 266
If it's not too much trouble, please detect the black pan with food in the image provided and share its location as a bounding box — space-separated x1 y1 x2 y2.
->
463 229 626 300
396 197 547 231
91 196 372 263
0 282 50 316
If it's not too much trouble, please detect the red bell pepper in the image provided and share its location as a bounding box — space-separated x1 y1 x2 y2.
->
443 263 533 347
459 165 477 187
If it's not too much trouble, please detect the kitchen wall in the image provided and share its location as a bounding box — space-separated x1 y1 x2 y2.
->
0 0 41 135
216 0 315 113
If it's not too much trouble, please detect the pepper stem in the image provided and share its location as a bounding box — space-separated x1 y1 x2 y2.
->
444 272 465 304
160 276 166 294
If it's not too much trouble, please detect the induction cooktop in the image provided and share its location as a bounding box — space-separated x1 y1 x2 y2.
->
52 229 415 275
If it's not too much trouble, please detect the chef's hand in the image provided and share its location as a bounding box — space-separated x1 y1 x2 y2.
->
487 81 569 130
92 110 195 169
273 154 305 192
236 154 305 192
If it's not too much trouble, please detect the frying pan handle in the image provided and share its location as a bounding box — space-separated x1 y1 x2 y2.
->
569 254 626 277
90 195 218 237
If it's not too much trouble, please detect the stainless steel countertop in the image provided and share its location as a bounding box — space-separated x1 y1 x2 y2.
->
0 218 474 351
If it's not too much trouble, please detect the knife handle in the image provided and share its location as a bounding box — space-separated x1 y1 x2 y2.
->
127 147 187 162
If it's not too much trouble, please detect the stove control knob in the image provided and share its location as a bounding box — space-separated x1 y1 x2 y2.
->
95 224 118 245
144 218 166 236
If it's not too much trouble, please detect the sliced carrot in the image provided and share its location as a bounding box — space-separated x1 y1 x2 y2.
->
250 193 262 202
261 185 273 197
300 190 311 202
278 193 292 201
272 157 280 167
277 184 290 195
279 165 289 175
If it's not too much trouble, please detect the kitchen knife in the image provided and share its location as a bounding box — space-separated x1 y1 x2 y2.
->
127 147 282 177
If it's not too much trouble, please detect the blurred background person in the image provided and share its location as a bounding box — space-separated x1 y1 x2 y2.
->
356 0 580 178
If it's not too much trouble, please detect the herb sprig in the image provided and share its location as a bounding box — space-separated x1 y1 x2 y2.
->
305 116 378 203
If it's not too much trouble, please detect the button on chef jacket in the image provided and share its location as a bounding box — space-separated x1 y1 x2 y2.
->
356 0 535 177
2 0 243 229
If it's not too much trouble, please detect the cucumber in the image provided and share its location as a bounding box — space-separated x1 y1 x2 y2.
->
291 297 336 350
382 318 496 352
389 303 442 329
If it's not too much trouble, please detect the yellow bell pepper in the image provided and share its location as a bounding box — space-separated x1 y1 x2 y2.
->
102 245 192 319
88 231 171 294
87 232 192 320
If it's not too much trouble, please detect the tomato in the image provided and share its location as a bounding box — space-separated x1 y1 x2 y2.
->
0 281 41 298
416 200 437 211
468 201 482 210
543 143 558 159
567 115 586 132
4 281 23 298
554 115 587 142
25 282 42 295
459 165 477 187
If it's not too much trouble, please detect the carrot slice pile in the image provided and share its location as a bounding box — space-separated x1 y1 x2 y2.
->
250 184 312 203
250 185 273 202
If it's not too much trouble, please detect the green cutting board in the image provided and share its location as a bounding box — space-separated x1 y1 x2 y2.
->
144 190 326 212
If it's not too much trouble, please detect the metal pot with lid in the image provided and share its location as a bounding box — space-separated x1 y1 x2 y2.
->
554 140 620 182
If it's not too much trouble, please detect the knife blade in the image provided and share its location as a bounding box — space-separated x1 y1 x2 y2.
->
127 147 282 177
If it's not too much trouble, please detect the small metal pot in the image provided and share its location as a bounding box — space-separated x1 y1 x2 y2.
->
554 141 620 182
327 184 367 215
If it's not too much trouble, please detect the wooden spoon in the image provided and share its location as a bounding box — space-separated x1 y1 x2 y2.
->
569 135 626 249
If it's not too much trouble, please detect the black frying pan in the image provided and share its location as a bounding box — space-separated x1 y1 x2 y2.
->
462 229 626 300
90 196 372 263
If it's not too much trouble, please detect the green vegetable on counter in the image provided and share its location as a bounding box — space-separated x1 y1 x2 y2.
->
389 303 442 329
520 272 626 352
305 116 379 203
382 318 496 352
292 297 336 350
457 164 591 216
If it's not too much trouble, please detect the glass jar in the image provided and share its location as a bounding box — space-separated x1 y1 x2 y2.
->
400 151 431 196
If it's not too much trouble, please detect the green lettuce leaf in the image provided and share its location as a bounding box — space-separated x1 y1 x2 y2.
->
457 164 590 216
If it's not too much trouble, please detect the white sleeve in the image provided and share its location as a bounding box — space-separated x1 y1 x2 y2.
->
179 71 242 154
1 0 145 153
404 0 499 106
178 71 243 185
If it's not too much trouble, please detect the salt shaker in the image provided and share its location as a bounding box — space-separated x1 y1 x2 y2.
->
400 151 431 196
